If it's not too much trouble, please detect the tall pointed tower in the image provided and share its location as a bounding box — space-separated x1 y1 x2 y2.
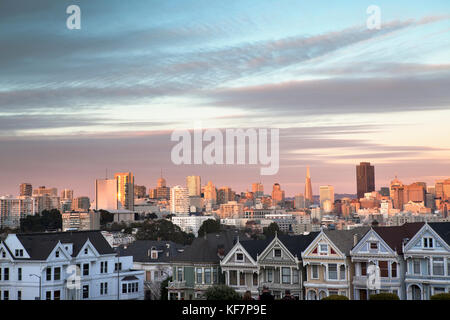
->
305 166 313 205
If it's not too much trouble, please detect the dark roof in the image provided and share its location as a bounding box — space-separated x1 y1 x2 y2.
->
116 240 185 263
171 230 250 264
324 227 371 255
15 230 115 260
240 232 320 260
428 222 450 246
373 222 425 254
122 275 138 281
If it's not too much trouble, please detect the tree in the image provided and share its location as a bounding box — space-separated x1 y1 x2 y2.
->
20 209 62 233
197 219 221 237
99 210 114 225
135 219 194 245
263 222 282 237
430 293 450 300
321 294 349 300
204 284 241 300
147 213 158 220
160 276 172 300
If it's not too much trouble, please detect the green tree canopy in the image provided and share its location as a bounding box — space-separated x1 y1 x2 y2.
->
204 284 241 300
369 293 400 300
135 219 194 245
160 276 172 300
263 222 282 237
20 209 62 233
197 219 221 237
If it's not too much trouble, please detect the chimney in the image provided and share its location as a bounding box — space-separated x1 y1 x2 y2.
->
353 234 359 246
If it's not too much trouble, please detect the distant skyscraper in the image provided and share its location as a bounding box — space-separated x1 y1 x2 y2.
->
134 185 146 199
252 182 264 197
186 175 201 197
155 171 170 199
204 181 217 204
33 186 57 197
60 189 74 200
95 179 119 211
304 166 313 205
294 193 305 209
114 172 134 211
390 177 405 210
217 187 235 204
319 185 334 213
356 162 375 199
271 183 285 205
20 183 32 197
170 185 189 214
72 196 91 211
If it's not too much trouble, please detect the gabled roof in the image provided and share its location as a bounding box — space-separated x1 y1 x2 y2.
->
240 238 273 260
428 222 450 246
324 227 370 255
14 230 115 260
373 222 424 254
117 240 185 263
170 230 250 264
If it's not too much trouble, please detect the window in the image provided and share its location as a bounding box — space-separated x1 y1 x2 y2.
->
204 268 211 284
448 259 450 276
413 259 421 274
55 250 59 258
100 282 108 295
15 249 23 257
83 263 89 276
239 272 245 286
340 265 346 280
311 265 319 279
229 270 237 285
196 268 203 284
122 283 127 294
236 253 244 261
82 285 89 299
423 237 434 248
177 267 183 281
329 290 338 296
54 290 60 300
433 257 444 276
1 251 5 258
17 291 22 300
293 270 299 284
434 287 445 295
391 262 397 277
253 273 258 286
46 291 52 300
101 261 108 273
274 249 282 258
151 251 158 259
213 268 218 284
319 244 328 255
54 267 61 280
84 248 88 254
369 242 378 250
379 261 389 277
282 267 291 284
46 267 51 281
267 269 273 282
4 268 9 281
361 262 367 276
3 290 9 300
328 264 338 280
0 268 2 281
114 263 122 272
18 268 22 281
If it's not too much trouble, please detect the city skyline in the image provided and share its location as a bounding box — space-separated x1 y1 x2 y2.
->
1 1 449 198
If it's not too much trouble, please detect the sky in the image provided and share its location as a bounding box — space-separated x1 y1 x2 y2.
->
0 0 449 199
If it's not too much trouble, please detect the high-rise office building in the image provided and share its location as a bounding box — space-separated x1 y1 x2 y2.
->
356 162 375 199
155 173 170 200
252 182 264 197
406 182 426 203
204 181 217 204
319 185 334 213
33 186 57 197
95 179 119 211
170 185 189 214
72 196 91 211
114 172 134 211
435 180 444 199
304 166 313 205
390 177 405 210
271 183 285 205
294 193 305 209
217 187 235 205
186 175 201 197
20 183 32 197
60 189 74 200
443 178 450 201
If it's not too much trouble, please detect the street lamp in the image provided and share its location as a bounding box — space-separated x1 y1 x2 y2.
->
30 274 42 300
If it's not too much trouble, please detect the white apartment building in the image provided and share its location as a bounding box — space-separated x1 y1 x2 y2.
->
0 196 37 229
0 231 144 300
170 186 189 214
61 211 101 231
171 215 215 236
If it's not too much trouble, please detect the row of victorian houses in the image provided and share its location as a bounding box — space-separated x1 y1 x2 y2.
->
165 222 450 300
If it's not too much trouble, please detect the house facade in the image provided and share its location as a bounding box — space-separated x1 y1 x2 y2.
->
0 231 144 300
403 222 450 299
302 227 369 300
350 223 424 300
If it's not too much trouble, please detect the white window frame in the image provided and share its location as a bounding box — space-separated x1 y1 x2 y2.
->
319 244 328 255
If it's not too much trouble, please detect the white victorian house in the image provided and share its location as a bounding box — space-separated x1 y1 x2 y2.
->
350 223 424 300
403 222 450 300
0 230 144 300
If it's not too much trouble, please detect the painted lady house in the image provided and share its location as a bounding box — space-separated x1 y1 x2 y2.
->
403 222 450 300
301 227 369 300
